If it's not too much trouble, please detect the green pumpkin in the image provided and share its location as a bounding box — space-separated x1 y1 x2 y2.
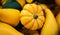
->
2 0 22 11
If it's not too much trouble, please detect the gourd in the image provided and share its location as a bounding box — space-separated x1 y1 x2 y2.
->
2 0 22 11
0 22 24 35
20 3 45 30
0 9 20 27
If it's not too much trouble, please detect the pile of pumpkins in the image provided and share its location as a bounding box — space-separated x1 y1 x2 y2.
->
0 0 60 35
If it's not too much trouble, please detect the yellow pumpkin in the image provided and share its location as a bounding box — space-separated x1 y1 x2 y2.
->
20 3 45 30
0 22 24 35
0 9 20 27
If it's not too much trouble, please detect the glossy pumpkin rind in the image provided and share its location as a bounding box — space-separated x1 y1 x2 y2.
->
20 3 45 30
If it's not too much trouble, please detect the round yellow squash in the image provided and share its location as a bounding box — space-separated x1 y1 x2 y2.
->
0 9 20 27
20 3 45 30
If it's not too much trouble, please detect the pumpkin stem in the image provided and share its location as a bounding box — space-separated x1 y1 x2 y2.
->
34 15 38 19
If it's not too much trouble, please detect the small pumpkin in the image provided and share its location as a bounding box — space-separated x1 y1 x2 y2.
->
20 3 45 30
0 9 20 27
2 0 22 11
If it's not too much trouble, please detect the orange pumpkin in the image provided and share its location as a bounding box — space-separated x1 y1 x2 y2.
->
20 3 45 30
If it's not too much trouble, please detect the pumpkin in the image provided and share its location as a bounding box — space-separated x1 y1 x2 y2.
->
0 22 23 35
20 3 45 30
0 9 20 27
2 0 22 11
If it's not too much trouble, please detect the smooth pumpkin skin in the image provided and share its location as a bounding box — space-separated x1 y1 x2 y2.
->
0 22 24 35
16 0 26 7
20 3 45 30
0 9 20 27
56 12 60 30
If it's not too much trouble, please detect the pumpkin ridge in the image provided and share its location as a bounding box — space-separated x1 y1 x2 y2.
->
25 19 35 29
38 17 45 23
30 4 36 14
23 9 33 15
37 19 44 29
22 18 33 26
37 5 42 14
36 19 40 29
31 20 38 30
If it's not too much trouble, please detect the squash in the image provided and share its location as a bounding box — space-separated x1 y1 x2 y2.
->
20 3 45 30
2 0 22 11
0 9 20 27
0 22 24 35
16 0 26 7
